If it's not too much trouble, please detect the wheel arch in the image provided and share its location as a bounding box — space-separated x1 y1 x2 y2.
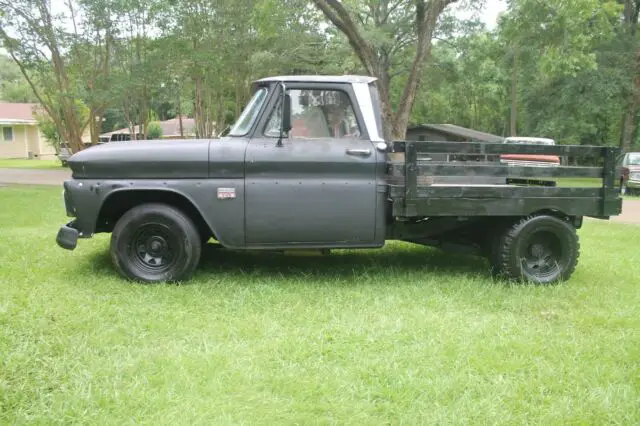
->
527 208 583 229
96 188 215 241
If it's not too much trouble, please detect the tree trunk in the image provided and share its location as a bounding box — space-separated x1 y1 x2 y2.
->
177 87 184 138
194 74 203 138
620 47 640 151
619 1 640 151
392 2 451 140
510 47 519 137
620 102 637 152
312 0 457 141
215 90 225 137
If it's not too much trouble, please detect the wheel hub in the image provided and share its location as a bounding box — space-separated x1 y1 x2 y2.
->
146 236 167 256
522 231 563 277
530 243 547 259
132 226 175 269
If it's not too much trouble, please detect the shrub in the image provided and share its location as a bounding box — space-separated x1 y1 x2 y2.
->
147 121 163 139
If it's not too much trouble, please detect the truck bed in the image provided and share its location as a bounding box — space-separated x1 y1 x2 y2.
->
388 141 623 219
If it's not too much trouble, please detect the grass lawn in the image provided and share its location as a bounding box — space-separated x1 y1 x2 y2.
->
551 177 640 200
1 185 639 424
0 159 65 170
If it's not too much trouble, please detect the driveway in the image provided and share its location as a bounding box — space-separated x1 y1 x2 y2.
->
612 199 640 225
0 168 71 186
1 167 639 224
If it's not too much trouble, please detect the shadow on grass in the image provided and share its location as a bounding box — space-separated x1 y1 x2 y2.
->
79 241 498 285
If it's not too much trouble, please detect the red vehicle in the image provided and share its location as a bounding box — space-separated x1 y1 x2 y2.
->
499 137 561 167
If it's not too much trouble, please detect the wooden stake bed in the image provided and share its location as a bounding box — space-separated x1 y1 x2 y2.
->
388 140 623 219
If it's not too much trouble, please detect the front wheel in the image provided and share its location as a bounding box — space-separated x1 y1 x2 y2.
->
110 203 202 283
496 214 580 284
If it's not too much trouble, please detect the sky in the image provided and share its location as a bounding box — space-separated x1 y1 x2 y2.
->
453 0 508 29
482 0 508 28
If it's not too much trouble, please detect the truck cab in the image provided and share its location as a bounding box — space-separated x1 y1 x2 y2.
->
227 75 390 247
55 74 622 285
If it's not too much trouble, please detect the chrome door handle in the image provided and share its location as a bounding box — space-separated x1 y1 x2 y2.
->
346 148 372 157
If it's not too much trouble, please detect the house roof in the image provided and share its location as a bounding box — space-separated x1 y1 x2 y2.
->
0 102 39 124
408 123 504 143
101 116 198 138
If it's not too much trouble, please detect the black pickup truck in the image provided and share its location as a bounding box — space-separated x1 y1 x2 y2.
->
55 75 623 284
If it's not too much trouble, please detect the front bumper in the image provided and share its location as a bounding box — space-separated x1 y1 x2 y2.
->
56 221 80 250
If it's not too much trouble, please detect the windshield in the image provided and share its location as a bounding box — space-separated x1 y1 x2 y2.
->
629 153 640 165
228 87 268 136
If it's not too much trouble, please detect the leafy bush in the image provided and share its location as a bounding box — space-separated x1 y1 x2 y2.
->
147 121 163 139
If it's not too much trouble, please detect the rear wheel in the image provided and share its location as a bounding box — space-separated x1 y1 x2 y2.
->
110 203 202 283
495 214 579 284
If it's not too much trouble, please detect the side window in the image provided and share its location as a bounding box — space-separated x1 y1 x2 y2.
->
264 89 361 139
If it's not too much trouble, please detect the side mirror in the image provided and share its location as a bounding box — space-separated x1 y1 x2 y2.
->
282 93 292 134
277 84 291 147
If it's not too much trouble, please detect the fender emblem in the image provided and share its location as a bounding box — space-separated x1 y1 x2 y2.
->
217 187 236 200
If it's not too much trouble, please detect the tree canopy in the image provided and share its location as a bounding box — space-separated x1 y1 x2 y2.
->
0 0 638 152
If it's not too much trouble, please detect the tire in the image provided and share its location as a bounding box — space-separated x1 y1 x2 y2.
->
488 229 505 278
482 220 513 278
110 203 202 283
496 214 580 284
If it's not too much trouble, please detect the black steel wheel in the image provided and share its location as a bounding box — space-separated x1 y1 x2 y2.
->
110 203 202 283
496 214 580 284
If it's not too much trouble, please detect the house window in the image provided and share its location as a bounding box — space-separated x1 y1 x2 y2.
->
2 127 13 141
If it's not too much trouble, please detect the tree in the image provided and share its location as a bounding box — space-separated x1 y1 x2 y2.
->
498 0 621 138
618 0 640 151
0 0 90 153
412 28 510 136
311 0 471 139
0 53 39 102
70 0 116 145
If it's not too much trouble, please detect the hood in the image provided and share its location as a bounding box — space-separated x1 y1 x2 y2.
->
67 139 211 179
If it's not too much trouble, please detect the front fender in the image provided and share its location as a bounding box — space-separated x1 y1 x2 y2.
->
63 178 246 248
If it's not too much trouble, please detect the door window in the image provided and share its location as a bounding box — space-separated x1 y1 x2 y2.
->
264 89 361 139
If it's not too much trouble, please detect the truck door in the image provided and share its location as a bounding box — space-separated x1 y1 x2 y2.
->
244 83 379 246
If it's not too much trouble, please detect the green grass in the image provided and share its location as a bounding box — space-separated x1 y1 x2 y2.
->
1 185 639 425
555 177 602 187
0 159 65 170
549 177 640 200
